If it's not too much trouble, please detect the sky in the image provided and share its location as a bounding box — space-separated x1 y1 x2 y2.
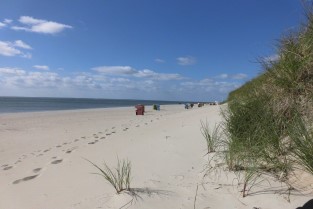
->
0 0 306 101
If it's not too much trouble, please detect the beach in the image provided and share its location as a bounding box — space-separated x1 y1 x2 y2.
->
0 104 312 209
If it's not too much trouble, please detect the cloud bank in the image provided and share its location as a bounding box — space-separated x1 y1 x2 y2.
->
33 65 49 71
92 66 184 81
12 16 72 34
0 65 247 101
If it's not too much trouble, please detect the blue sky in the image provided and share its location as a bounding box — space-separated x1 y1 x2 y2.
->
0 0 305 101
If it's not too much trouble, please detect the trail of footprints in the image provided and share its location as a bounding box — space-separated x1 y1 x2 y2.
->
2 114 162 185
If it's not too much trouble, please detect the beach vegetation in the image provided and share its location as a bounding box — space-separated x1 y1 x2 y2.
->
206 3 313 198
200 120 221 154
87 158 132 194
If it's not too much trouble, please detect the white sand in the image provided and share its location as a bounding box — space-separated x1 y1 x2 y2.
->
0 104 312 209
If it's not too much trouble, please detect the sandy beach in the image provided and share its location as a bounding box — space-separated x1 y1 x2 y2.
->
0 104 312 209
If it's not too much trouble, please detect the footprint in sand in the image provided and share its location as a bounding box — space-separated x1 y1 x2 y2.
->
65 147 77 154
1 164 8 167
74 139 79 142
98 132 102 134
3 166 13 170
88 140 98 144
15 160 22 164
43 149 50 153
100 137 105 139
20 155 27 159
13 175 39 184
106 133 111 136
136 125 140 127
56 145 62 148
51 159 63 164
33 168 42 173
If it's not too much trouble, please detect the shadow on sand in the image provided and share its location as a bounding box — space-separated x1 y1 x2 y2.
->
119 187 174 209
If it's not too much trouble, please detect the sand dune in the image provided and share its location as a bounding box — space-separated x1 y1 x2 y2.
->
0 105 312 209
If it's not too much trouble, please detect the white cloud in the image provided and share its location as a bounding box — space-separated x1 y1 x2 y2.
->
0 22 5 28
93 65 184 81
0 19 12 28
14 40 32 49
33 65 49 70
215 73 247 80
180 78 242 100
155 58 165 63
0 67 26 76
0 41 21 56
4 19 12 24
92 66 136 75
135 69 183 80
0 66 243 101
0 40 32 58
0 68 62 89
181 78 214 87
177 56 196 66
21 52 32 59
19 16 44 25
12 16 72 34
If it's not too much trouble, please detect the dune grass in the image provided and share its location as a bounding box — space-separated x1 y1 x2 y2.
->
200 120 221 154
206 4 313 198
87 158 132 194
288 115 313 175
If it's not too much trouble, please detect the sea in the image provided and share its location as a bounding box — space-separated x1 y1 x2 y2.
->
0 97 186 114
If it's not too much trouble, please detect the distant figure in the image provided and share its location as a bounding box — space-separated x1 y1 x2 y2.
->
296 199 313 209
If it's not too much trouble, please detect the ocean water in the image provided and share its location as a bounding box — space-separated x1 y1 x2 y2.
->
0 97 184 114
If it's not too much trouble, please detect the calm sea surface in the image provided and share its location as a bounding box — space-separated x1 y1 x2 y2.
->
0 97 185 114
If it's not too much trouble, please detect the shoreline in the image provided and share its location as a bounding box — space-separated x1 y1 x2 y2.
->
0 96 188 115
0 103 184 116
0 105 138 117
